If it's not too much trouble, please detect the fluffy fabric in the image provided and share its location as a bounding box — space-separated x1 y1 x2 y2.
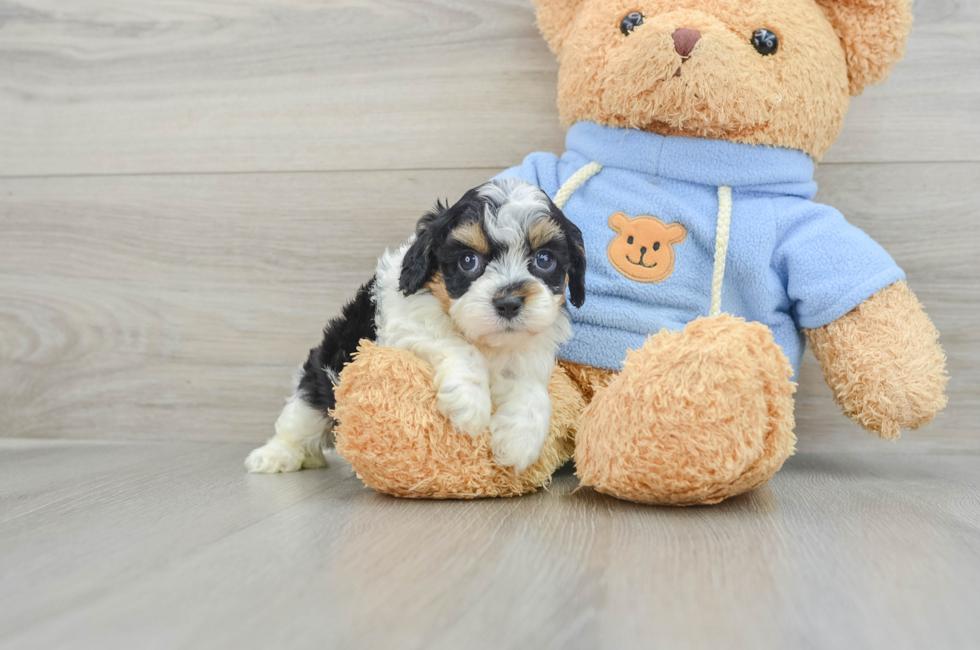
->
574 314 797 505
371 179 581 473
333 341 583 498
815 0 913 95
324 0 943 506
534 0 911 160
495 122 905 377
246 179 584 475
558 359 616 402
805 281 948 440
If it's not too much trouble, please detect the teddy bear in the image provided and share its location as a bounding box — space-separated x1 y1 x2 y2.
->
330 0 948 505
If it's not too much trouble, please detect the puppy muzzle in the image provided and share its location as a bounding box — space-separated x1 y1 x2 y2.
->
492 294 525 320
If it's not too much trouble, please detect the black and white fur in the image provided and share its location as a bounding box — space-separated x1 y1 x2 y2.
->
245 178 586 474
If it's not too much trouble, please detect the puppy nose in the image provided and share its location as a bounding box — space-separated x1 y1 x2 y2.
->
493 295 525 320
672 28 701 58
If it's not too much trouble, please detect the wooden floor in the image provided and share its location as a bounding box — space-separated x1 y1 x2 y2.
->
2 0 979 648
1 439 979 650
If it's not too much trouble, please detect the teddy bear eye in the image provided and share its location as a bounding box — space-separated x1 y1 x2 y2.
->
620 12 644 36
752 29 779 55
653 242 660 251
627 235 634 245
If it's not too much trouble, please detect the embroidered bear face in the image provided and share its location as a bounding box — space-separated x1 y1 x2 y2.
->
607 212 687 283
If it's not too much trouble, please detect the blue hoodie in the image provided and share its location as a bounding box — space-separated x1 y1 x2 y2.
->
495 122 904 378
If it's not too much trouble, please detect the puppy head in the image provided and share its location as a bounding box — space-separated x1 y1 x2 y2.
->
399 178 586 345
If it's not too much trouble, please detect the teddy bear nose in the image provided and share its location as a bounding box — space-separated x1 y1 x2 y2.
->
672 28 702 58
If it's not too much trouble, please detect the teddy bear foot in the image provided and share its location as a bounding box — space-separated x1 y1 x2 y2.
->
332 341 583 499
575 315 797 506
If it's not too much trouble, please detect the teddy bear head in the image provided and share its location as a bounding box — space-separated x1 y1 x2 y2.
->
533 0 912 160
606 211 687 282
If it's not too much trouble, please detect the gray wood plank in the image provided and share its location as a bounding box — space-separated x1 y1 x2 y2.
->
0 440 978 650
0 168 492 442
0 438 224 520
1 0 978 178
0 440 361 648
0 0 565 177
2 163 977 446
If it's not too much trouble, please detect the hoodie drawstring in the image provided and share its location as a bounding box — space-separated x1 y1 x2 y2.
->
554 163 731 318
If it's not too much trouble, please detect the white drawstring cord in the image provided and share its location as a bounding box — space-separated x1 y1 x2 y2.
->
554 162 731 319
553 162 603 210
709 185 732 317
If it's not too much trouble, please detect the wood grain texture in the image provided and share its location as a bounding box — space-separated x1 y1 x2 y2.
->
1 440 978 650
2 0 979 179
1 2 978 648
0 169 491 442
2 163 978 446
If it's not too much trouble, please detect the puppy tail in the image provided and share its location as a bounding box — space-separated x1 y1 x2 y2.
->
295 277 377 445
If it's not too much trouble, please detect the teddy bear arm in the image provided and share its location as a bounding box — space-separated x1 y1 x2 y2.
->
332 341 582 498
804 281 948 440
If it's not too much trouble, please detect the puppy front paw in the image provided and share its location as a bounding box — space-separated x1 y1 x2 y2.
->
437 375 492 437
245 439 308 473
490 411 549 474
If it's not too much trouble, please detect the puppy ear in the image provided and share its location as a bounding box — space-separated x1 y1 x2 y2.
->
816 0 913 95
398 200 448 296
567 236 587 308
534 0 587 55
551 202 587 308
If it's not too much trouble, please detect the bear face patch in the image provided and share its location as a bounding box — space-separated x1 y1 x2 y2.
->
606 211 687 283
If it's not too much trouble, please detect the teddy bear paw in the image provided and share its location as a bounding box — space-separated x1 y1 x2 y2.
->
575 315 797 505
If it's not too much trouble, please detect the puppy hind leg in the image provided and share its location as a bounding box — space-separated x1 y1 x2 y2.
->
246 277 376 474
245 394 332 473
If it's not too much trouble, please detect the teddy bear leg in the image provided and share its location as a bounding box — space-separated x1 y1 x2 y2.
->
332 341 584 499
575 315 797 506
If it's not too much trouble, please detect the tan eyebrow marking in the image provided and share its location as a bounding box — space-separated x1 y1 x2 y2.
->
449 221 489 254
425 271 452 314
528 219 565 249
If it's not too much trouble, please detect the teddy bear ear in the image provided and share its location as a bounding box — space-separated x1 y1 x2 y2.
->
666 222 688 244
815 0 913 96
533 0 587 55
607 211 628 233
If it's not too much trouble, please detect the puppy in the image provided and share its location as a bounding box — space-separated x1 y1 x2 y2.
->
245 178 586 475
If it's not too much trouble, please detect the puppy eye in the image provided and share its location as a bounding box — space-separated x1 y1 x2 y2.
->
752 29 778 55
534 251 557 272
620 12 643 36
458 252 482 273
